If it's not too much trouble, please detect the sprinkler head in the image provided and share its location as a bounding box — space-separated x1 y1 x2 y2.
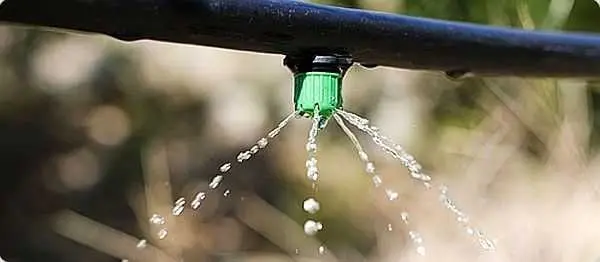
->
284 54 353 119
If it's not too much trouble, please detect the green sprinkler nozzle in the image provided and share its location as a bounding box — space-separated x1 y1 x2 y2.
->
284 54 353 118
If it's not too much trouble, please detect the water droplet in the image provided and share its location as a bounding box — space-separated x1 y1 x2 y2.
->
250 145 259 154
356 117 369 126
385 189 399 201
303 220 323 236
479 238 496 251
365 162 375 173
386 224 393 231
149 214 165 225
416 245 426 256
236 152 245 162
409 231 424 244
157 228 168 239
409 164 422 173
371 175 382 187
136 239 147 249
318 245 327 255
307 166 319 181
236 151 251 162
305 142 317 152
305 157 317 167
439 185 448 194
191 192 207 209
223 189 231 197
414 173 432 181
209 175 223 189
358 151 369 162
372 137 382 144
422 174 432 180
257 138 268 148
401 212 409 223
303 198 320 214
466 227 474 235
219 163 232 173
268 129 280 138
172 198 185 216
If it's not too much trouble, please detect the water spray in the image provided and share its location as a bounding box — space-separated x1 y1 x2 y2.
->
282 52 495 253
144 53 495 260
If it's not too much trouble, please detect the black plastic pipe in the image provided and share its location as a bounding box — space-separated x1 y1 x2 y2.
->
1 0 600 77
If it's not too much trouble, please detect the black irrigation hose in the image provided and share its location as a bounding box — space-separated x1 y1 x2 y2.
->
0 0 600 77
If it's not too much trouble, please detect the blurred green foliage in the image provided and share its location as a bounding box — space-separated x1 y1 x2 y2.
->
319 0 600 31
318 0 600 151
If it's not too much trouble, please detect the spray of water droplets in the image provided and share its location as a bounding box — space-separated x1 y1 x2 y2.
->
194 112 296 209
149 213 168 239
146 112 297 242
336 109 496 252
334 113 426 255
207 111 296 193
302 109 324 236
215 111 294 189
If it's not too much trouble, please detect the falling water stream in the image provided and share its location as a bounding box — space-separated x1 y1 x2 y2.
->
302 107 325 237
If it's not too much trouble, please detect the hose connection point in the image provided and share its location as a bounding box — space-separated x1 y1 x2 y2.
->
284 54 353 119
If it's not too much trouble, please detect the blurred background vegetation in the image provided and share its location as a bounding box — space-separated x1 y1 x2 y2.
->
1 0 600 261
